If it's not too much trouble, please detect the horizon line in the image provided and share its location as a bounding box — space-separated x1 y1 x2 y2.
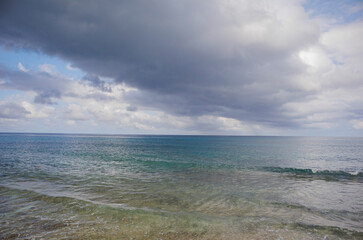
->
0 131 361 138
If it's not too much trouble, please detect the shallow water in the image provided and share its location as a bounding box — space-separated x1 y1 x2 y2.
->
0 134 362 239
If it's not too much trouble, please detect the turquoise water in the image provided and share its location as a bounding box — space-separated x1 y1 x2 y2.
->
1 134 362 239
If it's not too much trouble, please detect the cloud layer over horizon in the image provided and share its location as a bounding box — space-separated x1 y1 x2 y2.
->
0 0 363 135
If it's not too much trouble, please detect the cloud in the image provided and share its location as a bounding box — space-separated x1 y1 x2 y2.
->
21 101 55 119
0 102 30 119
81 73 112 92
0 0 362 134
17 62 28 72
66 63 77 71
126 106 138 112
0 64 71 104
0 1 318 125
320 21 363 62
62 104 89 121
0 64 115 105
33 89 61 105
351 119 363 130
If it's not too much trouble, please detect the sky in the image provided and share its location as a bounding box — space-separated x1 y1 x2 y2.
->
0 0 362 136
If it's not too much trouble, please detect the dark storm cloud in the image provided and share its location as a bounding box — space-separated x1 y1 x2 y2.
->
0 0 321 127
82 74 111 92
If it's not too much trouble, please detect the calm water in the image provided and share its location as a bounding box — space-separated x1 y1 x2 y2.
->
0 134 362 239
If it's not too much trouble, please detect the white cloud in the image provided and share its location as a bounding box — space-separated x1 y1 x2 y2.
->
351 119 363 130
0 101 30 119
298 46 333 73
66 120 76 126
21 101 55 119
66 64 78 71
320 21 363 61
62 104 89 121
38 63 57 74
17 62 28 72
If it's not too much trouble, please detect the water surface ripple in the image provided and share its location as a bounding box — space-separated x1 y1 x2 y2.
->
1 134 362 239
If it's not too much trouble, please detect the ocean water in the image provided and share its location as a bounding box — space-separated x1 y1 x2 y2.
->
0 134 362 239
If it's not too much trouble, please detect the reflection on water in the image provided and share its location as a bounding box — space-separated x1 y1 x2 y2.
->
0 134 362 239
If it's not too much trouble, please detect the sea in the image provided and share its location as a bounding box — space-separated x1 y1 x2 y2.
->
0 133 362 239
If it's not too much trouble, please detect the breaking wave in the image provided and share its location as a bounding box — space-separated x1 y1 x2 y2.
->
257 167 362 180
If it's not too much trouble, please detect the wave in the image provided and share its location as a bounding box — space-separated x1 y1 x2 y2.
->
0 184 163 214
256 167 363 180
